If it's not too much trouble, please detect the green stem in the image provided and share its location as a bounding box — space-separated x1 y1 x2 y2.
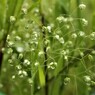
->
41 14 48 95
0 50 3 73
39 2 48 94
76 0 83 30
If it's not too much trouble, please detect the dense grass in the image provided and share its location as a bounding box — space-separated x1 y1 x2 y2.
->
0 0 95 95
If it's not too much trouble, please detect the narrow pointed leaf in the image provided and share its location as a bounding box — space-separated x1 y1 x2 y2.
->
54 56 64 76
14 0 24 17
38 66 45 86
0 0 6 29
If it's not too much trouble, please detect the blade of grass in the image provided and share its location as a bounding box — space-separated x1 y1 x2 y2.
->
0 0 6 30
76 0 83 30
14 0 24 18
38 66 45 86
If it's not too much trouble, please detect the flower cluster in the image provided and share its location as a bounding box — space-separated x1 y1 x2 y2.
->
64 77 70 85
48 62 57 69
10 16 16 23
79 3 86 10
23 59 30 66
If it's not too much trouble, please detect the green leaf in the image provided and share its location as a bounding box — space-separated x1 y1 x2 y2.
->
7 0 17 17
14 0 24 18
51 76 61 95
54 0 69 18
5 0 17 31
5 0 24 32
54 56 64 76
28 0 40 13
6 0 23 24
92 13 95 31
0 0 6 29
38 66 45 86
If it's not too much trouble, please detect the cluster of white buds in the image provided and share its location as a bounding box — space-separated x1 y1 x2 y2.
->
79 51 84 57
88 54 93 61
33 8 39 15
16 46 24 52
47 26 52 33
64 77 70 85
84 75 95 86
30 48 35 52
38 51 44 56
54 35 64 44
66 41 73 47
64 24 70 29
59 37 64 44
25 25 29 29
7 48 13 54
16 65 22 70
84 75 91 82
15 36 21 41
64 56 68 60
91 50 95 54
81 18 88 26
78 31 85 37
57 16 73 23
56 16 67 23
46 46 50 52
61 49 69 61
7 41 14 47
91 81 95 86
25 33 30 38
34 61 39 67
61 49 69 55
21 7 27 14
67 17 73 22
48 62 57 69
89 32 95 40
33 32 38 38
79 3 86 10
71 33 77 39
12 75 15 79
42 25 52 33
7 35 10 41
8 59 13 65
18 53 23 59
42 26 47 31
45 40 50 46
55 35 60 40
23 59 30 66
1 48 5 53
37 86 41 90
10 16 16 23
84 75 91 86
12 30 16 35
56 16 64 23
28 78 33 86
18 70 27 77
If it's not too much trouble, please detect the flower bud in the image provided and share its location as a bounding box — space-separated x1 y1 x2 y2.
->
10 16 16 23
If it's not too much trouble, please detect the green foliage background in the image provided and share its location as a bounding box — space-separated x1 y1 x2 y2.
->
0 0 95 95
